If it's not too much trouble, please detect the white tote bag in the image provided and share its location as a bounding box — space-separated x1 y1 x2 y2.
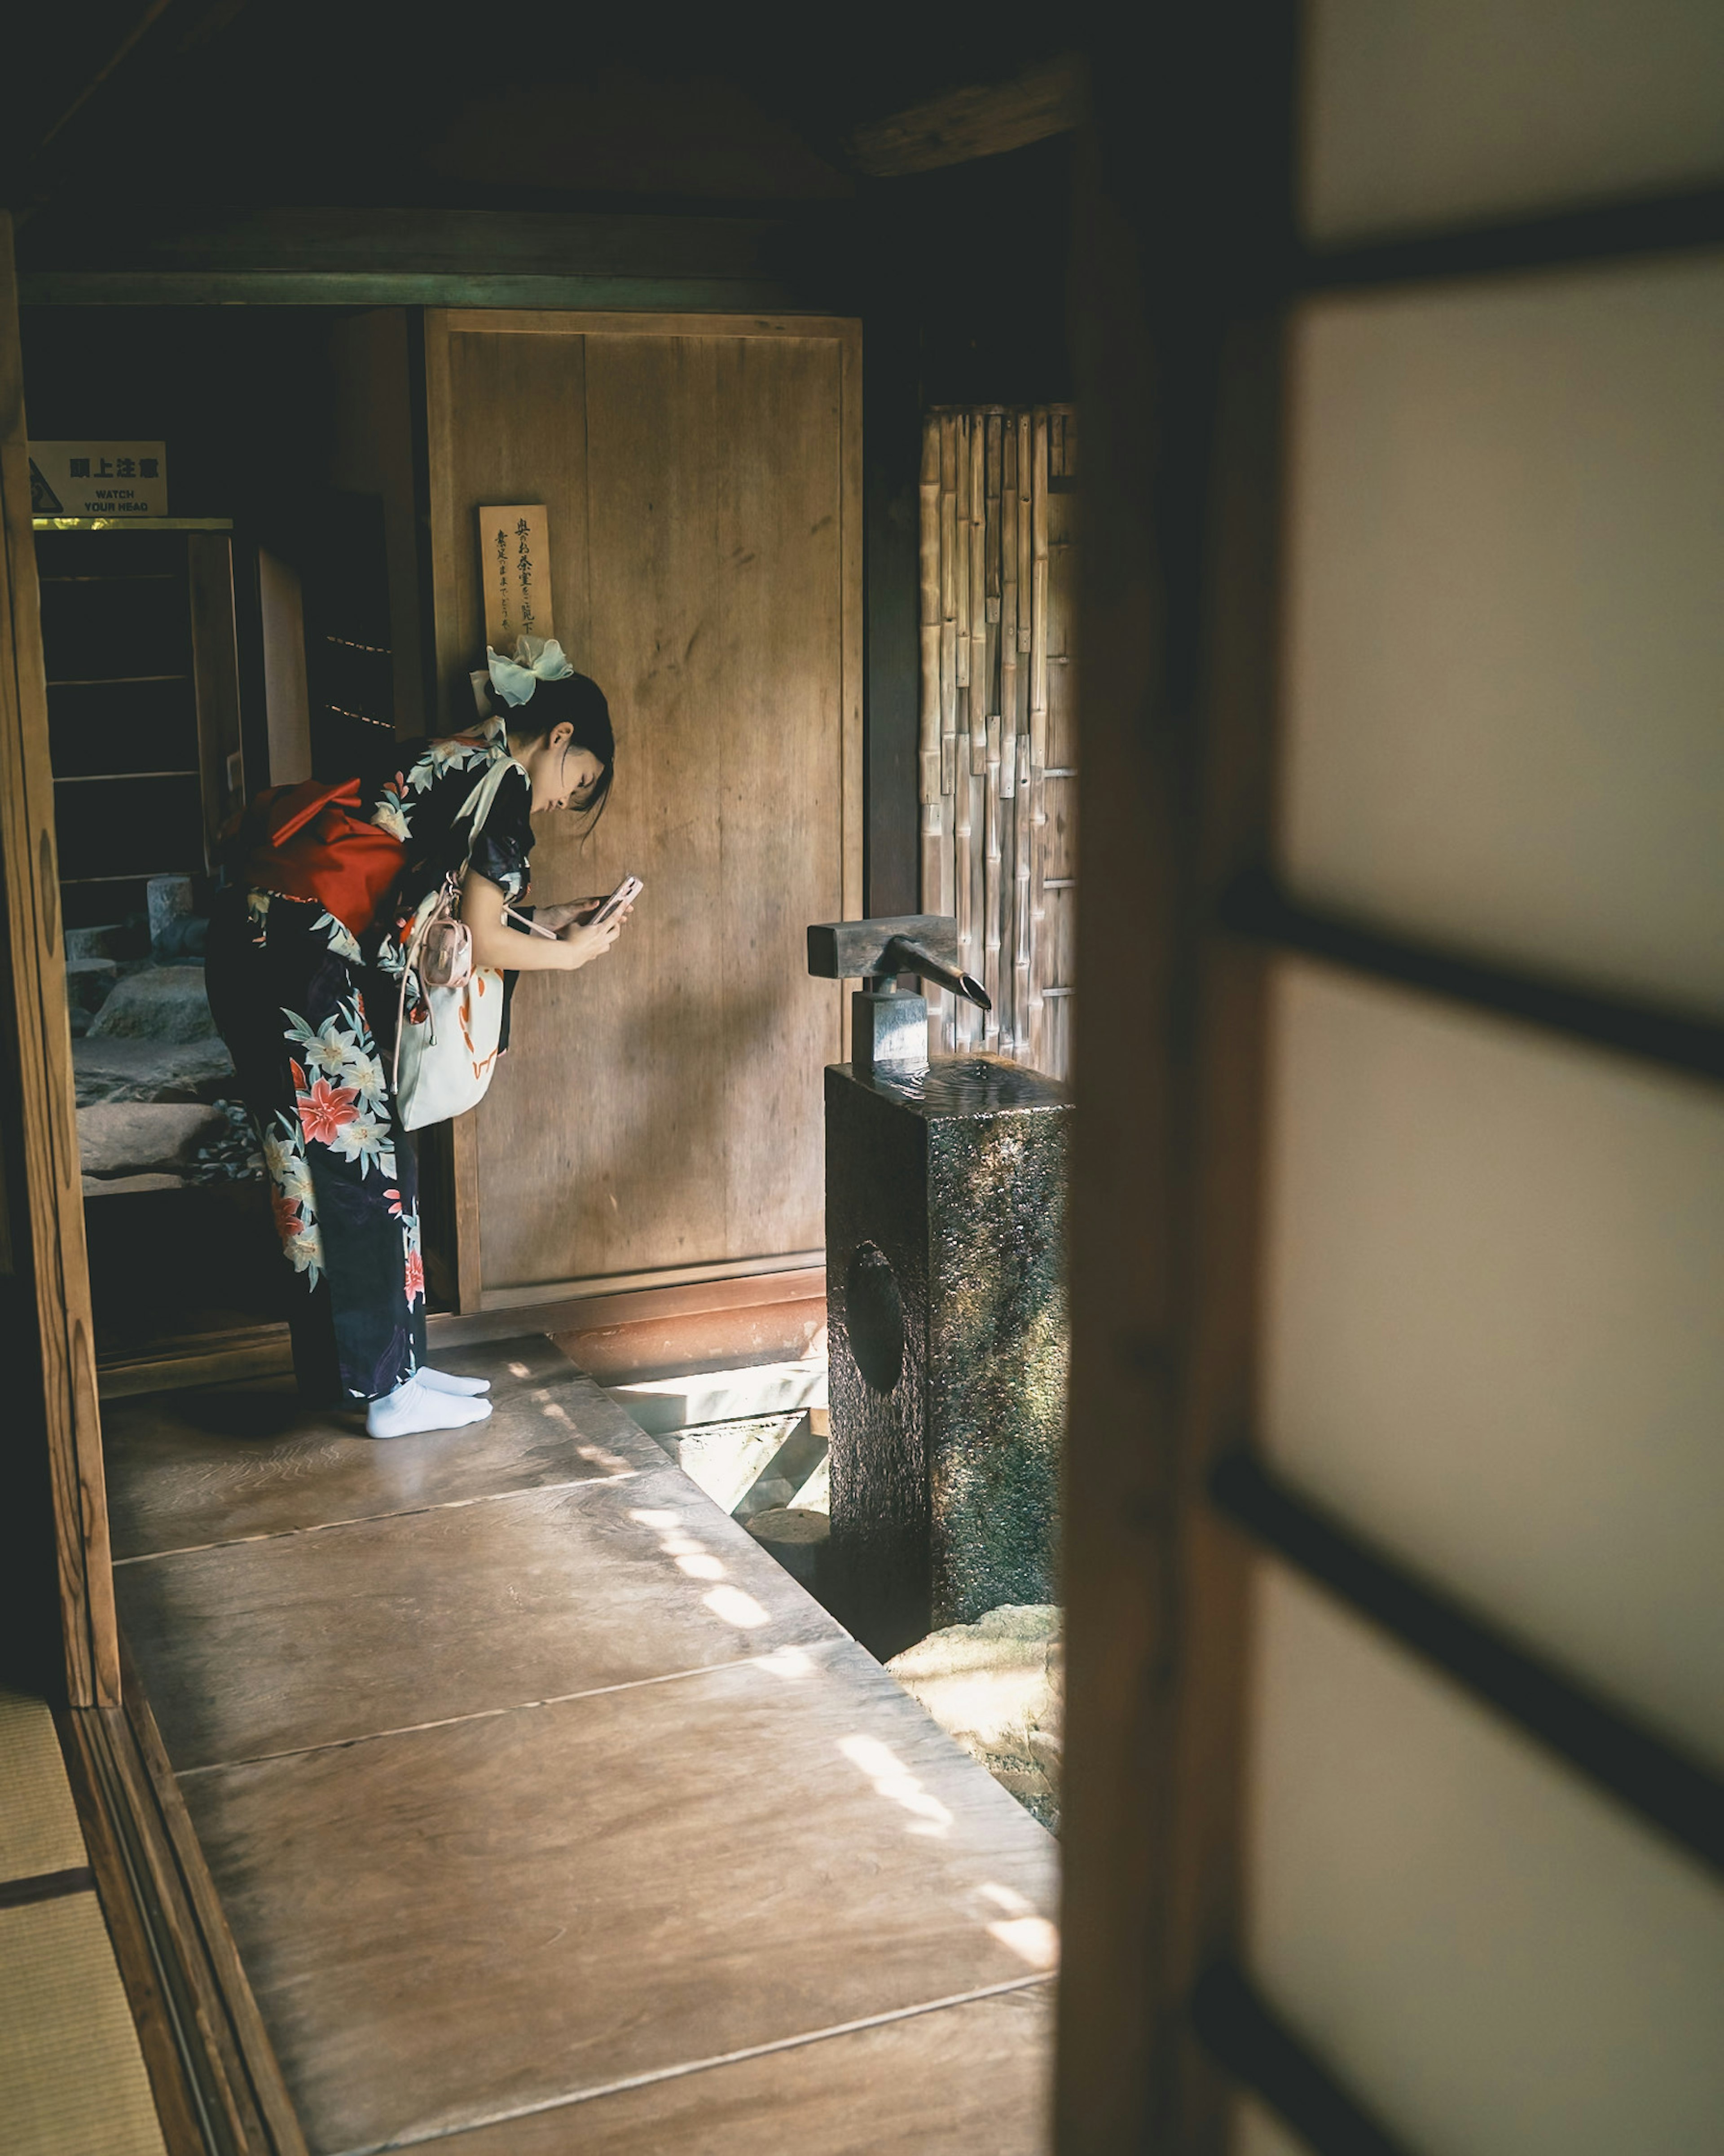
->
392 757 517 1133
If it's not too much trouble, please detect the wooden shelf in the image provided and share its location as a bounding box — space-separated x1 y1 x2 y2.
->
46 674 191 688
54 771 200 785
58 870 199 886
33 516 233 532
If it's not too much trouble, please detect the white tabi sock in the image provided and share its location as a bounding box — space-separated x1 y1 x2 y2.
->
366 1376 493 1439
416 1366 492 1396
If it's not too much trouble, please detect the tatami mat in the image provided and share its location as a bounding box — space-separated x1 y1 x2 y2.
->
0 1896 165 2156
0 1689 86 1885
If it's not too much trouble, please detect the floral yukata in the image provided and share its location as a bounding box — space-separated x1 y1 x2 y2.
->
206 716 534 1405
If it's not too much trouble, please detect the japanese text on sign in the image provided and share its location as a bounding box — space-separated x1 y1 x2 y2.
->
479 503 553 653
30 440 169 518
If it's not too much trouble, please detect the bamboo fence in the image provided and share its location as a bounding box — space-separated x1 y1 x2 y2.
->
918 403 1077 1077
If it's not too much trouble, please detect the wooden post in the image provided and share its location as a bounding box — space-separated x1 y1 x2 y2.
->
0 214 119 1706
919 418 944 912
1055 10 1295 2133
188 535 246 865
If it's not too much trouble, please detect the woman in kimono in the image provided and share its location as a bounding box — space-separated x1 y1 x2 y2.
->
207 644 623 1437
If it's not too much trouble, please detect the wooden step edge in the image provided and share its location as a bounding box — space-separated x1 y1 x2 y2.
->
97 1325 294 1401
96 1268 830 1400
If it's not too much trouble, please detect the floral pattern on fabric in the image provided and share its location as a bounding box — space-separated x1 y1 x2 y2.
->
370 778 412 843
403 1209 426 1308
313 910 364 964
261 1113 323 1285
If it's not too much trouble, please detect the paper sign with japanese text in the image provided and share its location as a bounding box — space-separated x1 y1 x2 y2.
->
479 505 554 654
30 441 168 518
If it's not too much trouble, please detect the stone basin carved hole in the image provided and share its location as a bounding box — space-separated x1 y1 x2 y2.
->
845 1241 905 1395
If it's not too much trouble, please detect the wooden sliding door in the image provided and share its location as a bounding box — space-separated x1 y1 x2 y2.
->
425 310 861 1308
1061 3 1724 2152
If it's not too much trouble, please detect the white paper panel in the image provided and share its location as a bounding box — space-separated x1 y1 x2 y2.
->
1249 1568 1724 2156
1282 254 1724 1017
1262 961 1724 1772
1302 0 1724 243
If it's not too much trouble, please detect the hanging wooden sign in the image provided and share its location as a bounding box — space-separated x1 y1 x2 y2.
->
479 504 554 652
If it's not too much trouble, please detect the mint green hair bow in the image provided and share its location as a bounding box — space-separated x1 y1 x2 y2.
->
485 635 575 708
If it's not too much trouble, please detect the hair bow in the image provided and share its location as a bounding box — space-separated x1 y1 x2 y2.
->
485 635 575 708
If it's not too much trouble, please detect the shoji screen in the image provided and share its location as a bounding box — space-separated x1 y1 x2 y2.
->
1238 6 1724 2151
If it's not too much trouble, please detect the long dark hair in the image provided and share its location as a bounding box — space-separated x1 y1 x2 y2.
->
511 671 615 832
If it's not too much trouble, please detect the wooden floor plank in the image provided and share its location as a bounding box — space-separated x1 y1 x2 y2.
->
179 1642 1056 2156
427 1983 1055 2154
118 1466 848 1771
102 1336 666 1559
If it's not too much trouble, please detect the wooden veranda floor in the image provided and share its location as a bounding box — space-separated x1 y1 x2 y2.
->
101 1336 1056 2156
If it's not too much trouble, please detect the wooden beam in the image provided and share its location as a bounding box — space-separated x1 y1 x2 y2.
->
20 204 792 274
1054 3 1297 2147
0 210 119 1709
19 271 813 311
847 53 1086 178
15 205 829 312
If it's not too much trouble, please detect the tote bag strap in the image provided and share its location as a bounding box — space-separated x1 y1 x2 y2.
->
452 752 520 850
391 751 525 1089
400 750 522 949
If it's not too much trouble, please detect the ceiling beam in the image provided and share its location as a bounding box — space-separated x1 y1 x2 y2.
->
13 206 841 311
846 52 1086 179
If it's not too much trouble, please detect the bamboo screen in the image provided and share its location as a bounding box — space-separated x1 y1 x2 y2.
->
919 405 1077 1079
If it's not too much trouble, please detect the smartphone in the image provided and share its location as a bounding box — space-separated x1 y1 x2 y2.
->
588 874 643 928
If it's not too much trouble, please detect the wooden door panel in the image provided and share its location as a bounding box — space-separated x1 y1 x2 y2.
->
427 313 858 1299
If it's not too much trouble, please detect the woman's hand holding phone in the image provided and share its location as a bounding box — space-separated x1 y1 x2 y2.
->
553 910 624 970
547 878 638 970
531 897 606 932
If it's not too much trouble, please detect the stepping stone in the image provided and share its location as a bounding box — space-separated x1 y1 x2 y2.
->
66 924 119 961
746 1504 830 1590
89 964 218 1045
78 1100 226 1177
74 1035 234 1106
889 1606 1064 1830
64 956 118 1012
